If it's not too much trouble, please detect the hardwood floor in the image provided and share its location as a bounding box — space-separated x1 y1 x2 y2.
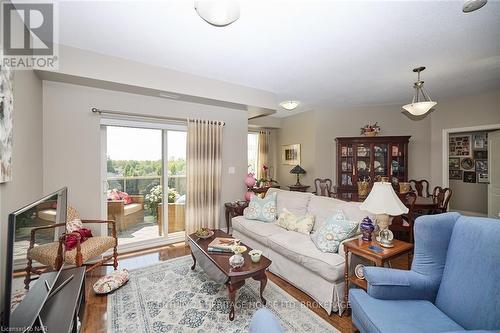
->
82 242 409 333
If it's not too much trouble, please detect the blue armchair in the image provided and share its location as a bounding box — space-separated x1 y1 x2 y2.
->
349 212 500 333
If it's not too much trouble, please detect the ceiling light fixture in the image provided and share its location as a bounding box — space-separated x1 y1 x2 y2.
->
463 0 487 13
402 67 437 117
194 0 240 27
279 100 300 111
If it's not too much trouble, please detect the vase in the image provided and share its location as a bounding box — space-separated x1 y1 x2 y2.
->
360 216 375 241
244 191 254 201
244 173 256 188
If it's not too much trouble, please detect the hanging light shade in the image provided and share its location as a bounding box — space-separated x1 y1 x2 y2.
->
194 0 240 27
402 67 437 116
279 100 300 111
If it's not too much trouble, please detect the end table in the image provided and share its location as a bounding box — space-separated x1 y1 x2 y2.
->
343 238 413 314
224 201 249 234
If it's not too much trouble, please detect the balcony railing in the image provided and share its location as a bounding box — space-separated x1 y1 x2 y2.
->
107 175 186 196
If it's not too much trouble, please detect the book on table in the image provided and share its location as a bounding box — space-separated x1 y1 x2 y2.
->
207 237 239 253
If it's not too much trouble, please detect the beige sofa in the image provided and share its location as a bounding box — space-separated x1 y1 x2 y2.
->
231 188 373 315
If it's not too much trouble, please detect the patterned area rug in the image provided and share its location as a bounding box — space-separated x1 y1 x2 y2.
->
108 255 338 332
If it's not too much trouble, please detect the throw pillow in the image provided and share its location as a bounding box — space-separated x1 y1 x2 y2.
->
66 218 84 233
311 209 359 253
243 192 277 222
93 269 129 294
277 208 315 234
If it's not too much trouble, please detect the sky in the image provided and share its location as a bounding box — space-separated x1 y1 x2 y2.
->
107 126 186 160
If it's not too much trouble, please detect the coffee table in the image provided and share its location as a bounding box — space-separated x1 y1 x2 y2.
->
187 229 272 321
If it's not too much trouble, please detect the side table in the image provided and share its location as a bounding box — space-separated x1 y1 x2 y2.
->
288 185 310 192
224 201 249 234
343 238 413 314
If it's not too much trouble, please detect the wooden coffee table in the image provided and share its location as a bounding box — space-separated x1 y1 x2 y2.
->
187 229 272 321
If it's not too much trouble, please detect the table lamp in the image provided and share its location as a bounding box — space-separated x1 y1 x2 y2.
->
290 165 306 186
359 182 408 247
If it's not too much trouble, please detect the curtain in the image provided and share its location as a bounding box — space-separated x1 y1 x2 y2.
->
186 118 224 235
257 130 270 180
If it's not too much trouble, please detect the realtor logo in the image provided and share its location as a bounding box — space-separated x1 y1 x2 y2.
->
1 2 58 69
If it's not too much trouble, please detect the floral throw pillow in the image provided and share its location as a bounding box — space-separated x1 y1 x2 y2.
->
277 208 315 234
93 269 129 294
243 192 277 222
311 209 359 253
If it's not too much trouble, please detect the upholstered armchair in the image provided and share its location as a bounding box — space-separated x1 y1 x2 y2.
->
25 206 118 289
107 194 144 232
349 213 500 332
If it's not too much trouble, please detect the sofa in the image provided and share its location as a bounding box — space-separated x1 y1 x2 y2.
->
350 212 500 332
107 194 144 232
232 188 373 314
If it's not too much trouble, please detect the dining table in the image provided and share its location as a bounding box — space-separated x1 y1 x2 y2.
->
413 196 439 211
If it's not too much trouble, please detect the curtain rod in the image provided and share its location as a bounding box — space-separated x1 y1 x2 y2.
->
91 108 225 126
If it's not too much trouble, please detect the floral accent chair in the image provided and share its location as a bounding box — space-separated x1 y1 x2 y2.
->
25 205 118 289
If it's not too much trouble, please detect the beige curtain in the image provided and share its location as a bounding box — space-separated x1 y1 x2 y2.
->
257 130 270 180
186 118 224 235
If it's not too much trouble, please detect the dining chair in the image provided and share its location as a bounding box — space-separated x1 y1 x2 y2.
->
390 192 417 243
409 179 431 197
432 186 453 214
313 178 334 197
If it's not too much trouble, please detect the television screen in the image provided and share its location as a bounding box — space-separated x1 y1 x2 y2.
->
2 187 67 329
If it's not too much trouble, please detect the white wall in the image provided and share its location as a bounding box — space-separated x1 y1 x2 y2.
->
0 70 43 316
42 81 248 230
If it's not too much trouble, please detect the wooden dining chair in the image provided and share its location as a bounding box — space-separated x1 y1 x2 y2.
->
390 192 417 243
432 186 453 214
409 179 431 197
313 178 334 197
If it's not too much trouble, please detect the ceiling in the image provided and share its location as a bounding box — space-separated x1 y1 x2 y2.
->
50 0 500 117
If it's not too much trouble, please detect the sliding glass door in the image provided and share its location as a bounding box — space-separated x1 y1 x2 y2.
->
102 123 186 249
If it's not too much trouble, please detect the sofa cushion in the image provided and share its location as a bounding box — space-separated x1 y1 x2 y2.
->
277 208 315 234
267 231 345 282
311 210 358 253
267 188 313 217
307 196 345 231
243 192 277 222
349 289 464 333
232 215 286 244
123 203 142 216
435 216 500 330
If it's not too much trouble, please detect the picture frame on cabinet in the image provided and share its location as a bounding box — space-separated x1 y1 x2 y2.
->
463 171 476 183
478 173 489 184
449 170 462 180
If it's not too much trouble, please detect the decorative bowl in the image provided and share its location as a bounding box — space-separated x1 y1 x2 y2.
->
232 245 247 254
248 249 263 263
229 254 245 269
355 264 365 279
195 229 214 239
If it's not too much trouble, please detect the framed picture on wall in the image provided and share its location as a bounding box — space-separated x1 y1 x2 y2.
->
449 157 460 170
478 173 489 184
449 170 462 180
473 150 488 160
463 171 476 183
449 135 471 157
475 160 488 173
473 133 487 149
281 144 301 165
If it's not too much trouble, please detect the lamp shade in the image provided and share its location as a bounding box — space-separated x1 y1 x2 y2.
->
290 165 306 174
359 182 409 215
402 101 437 116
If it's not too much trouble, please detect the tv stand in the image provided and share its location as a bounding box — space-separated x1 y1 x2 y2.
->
10 267 86 333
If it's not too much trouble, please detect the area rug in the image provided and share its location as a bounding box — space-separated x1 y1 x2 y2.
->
108 255 338 332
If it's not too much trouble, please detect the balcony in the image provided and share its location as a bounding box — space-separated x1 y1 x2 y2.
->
106 175 186 244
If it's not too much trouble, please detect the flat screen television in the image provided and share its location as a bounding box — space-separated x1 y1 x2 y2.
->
2 187 68 330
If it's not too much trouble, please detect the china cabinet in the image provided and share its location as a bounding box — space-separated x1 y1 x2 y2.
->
335 136 410 200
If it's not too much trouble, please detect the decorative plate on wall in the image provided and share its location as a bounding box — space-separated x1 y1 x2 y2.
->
460 158 474 170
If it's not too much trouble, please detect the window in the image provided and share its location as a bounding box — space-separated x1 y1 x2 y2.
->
247 133 259 173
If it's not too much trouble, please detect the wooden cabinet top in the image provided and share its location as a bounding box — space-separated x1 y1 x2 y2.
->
335 135 411 143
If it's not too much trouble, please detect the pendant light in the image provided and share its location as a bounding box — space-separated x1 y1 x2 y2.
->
402 67 437 116
194 0 240 27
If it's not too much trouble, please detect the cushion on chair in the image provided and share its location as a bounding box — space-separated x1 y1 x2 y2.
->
93 269 129 294
28 236 116 266
123 203 143 216
434 216 500 330
349 289 464 333
267 231 345 282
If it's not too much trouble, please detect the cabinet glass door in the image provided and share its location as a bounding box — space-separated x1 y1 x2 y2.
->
373 144 388 179
356 143 371 182
390 144 406 180
340 144 354 186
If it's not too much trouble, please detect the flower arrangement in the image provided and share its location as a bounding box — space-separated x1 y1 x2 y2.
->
144 185 179 216
360 122 381 136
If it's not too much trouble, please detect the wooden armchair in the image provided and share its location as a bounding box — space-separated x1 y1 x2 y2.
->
25 206 118 289
313 178 334 197
409 179 431 197
107 195 144 232
391 192 417 243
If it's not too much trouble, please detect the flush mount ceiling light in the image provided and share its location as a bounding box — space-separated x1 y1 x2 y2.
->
463 0 487 13
402 67 437 117
194 0 240 27
279 100 300 111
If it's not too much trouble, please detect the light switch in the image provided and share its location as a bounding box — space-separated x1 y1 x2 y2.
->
228 167 235 174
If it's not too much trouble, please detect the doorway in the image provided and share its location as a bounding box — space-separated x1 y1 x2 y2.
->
101 121 187 251
442 124 500 218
